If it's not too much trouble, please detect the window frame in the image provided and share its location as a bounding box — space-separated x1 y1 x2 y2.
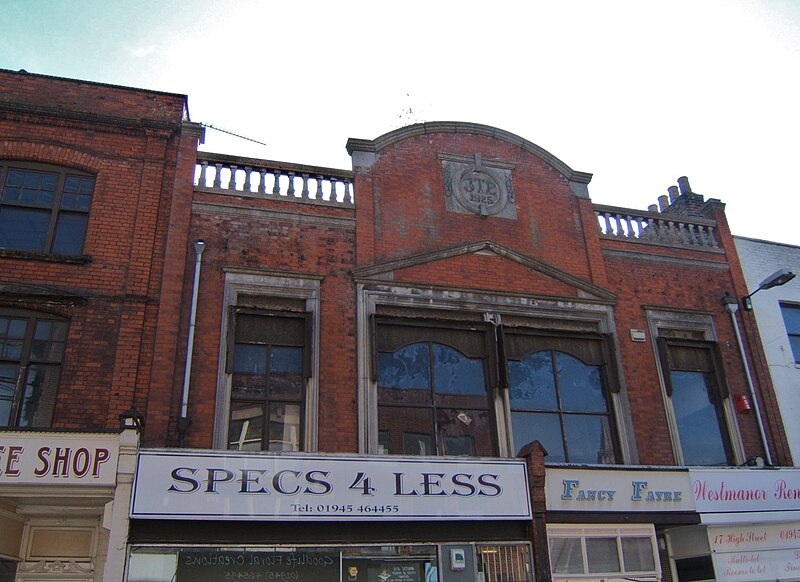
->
226 308 311 452
0 161 95 256
213 271 321 451
779 302 800 364
358 284 634 461
503 328 620 463
374 316 499 456
547 524 660 580
647 309 744 466
0 308 68 428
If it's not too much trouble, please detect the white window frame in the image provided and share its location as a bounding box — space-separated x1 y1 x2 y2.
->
546 523 661 581
358 283 636 462
646 309 745 466
213 268 321 451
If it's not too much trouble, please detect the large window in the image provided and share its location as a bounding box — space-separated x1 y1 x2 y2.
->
227 309 310 452
0 162 94 255
376 319 498 456
506 332 616 463
0 310 66 428
780 303 800 364
374 317 619 461
658 337 732 466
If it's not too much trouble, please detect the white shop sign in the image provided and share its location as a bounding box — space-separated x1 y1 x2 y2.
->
130 449 532 521
709 522 800 581
545 467 694 512
0 432 119 486
690 468 800 518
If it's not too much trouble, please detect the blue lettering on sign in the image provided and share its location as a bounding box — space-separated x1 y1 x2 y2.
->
561 479 616 501
631 480 683 502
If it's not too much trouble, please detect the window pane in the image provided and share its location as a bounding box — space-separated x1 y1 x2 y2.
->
18 364 59 427
0 363 19 427
671 370 729 465
231 373 267 399
509 351 557 410
378 343 431 389
674 555 715 581
228 402 264 450
781 304 800 334
564 414 616 464
378 406 434 455
53 213 88 255
556 352 607 412
62 175 95 210
268 402 301 452
549 537 584 574
621 537 655 572
586 537 620 573
233 344 268 374
0 207 49 251
511 411 565 460
31 320 67 362
269 346 303 396
432 344 486 396
0 325 24 359
789 335 800 364
3 169 57 206
437 408 494 456
403 432 435 456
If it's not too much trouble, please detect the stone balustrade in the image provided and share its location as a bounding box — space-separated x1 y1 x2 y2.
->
195 152 355 208
594 204 720 250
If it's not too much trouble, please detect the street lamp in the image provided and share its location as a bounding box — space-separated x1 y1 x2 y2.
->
742 268 796 310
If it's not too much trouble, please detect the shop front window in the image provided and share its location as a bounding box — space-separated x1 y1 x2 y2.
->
127 545 439 582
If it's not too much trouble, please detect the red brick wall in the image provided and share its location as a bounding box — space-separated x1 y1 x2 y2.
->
0 70 197 432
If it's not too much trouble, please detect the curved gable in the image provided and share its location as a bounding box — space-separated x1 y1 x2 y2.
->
346 121 592 188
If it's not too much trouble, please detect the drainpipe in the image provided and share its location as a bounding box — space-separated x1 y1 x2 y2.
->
721 293 773 465
178 239 206 447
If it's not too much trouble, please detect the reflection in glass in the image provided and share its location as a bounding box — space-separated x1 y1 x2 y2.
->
510 350 614 463
378 340 493 456
671 370 729 465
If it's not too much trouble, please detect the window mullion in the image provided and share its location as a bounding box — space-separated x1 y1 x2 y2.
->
551 350 571 463
44 171 67 253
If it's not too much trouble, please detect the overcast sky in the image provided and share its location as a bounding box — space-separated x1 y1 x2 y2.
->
4 0 800 245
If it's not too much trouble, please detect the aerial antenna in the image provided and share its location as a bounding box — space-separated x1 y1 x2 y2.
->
200 123 267 146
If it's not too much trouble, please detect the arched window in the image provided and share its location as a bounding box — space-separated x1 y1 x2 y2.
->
376 320 497 456
0 162 95 255
0 309 67 428
506 332 617 463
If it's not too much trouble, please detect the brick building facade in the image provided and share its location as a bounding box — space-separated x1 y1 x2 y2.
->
2 70 799 582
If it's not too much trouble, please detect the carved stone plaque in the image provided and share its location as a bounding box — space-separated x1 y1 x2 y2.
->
441 153 516 219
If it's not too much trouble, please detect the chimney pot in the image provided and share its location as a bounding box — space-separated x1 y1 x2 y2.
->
668 185 679 203
658 195 670 212
648 204 659 213
677 176 691 195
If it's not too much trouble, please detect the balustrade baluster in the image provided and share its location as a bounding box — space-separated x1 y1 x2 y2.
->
273 171 281 196
258 170 267 195
301 174 310 199
316 176 324 200
198 161 208 187
243 167 252 192
213 164 223 189
228 165 238 191
287 172 296 197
